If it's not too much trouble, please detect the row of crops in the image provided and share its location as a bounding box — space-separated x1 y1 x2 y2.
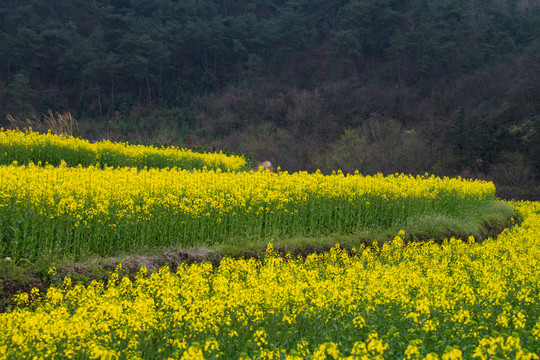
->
1 201 539 359
0 129 496 262
1 129 538 358
0 160 495 261
0 128 247 171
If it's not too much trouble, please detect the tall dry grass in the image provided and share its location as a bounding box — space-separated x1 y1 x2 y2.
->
6 110 78 136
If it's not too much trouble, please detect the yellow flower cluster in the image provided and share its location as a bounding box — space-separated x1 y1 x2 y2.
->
2 197 538 358
0 128 247 171
0 162 495 261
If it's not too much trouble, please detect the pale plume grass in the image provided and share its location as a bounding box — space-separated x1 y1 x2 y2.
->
7 110 78 136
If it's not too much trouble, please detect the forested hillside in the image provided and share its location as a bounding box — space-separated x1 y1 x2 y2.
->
1 0 539 198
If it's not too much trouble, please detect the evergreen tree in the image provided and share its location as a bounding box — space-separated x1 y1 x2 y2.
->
3 72 35 118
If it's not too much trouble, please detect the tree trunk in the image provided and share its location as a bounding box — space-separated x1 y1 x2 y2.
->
97 82 103 120
7 57 11 81
158 67 162 102
110 76 114 113
145 69 152 109
200 48 209 72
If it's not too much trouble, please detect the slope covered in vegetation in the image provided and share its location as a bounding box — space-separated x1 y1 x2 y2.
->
0 0 539 198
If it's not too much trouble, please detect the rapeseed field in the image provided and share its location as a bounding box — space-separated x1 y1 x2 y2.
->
0 132 535 359
0 128 247 171
0 201 538 359
1 161 494 261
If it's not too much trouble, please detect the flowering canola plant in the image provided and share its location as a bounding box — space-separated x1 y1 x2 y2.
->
0 128 247 171
0 162 494 261
0 201 539 359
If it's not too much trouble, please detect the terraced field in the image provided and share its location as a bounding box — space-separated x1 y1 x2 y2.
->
0 130 537 359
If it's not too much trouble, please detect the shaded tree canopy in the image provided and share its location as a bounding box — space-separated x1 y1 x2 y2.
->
1 0 539 115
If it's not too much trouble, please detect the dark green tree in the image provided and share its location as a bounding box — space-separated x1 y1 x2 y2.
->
3 72 35 117
452 107 471 170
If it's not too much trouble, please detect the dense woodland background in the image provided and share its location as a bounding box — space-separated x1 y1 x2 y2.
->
0 0 539 199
